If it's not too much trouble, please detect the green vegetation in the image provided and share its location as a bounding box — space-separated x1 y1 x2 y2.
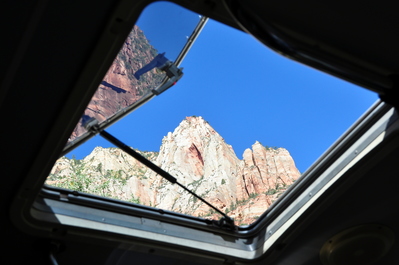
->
129 196 141 204
47 155 148 203
202 208 216 217
96 163 102 174
256 141 280 151
265 183 290 196
265 146 279 151
48 139 296 228
265 188 278 195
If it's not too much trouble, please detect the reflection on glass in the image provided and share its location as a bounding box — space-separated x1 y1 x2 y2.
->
67 26 166 144
65 2 203 150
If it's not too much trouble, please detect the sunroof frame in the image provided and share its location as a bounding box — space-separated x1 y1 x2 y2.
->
10 0 399 263
16 99 399 262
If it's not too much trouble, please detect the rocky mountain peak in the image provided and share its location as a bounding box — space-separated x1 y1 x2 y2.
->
165 116 219 145
49 117 301 225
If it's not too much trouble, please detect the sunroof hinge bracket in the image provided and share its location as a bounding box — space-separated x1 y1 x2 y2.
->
212 216 236 232
152 61 183 95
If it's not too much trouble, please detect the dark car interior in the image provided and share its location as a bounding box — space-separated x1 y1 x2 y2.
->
2 0 399 264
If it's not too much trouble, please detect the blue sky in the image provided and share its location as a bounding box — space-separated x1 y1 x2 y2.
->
68 2 378 173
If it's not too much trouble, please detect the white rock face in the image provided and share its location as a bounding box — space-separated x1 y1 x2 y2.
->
48 116 301 225
147 116 242 216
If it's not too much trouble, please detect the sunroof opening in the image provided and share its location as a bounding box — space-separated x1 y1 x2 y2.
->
46 2 378 227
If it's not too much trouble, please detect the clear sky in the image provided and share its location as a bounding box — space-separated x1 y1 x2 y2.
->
67 2 378 173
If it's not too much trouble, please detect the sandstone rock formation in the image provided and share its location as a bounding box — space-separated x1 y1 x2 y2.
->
48 116 301 225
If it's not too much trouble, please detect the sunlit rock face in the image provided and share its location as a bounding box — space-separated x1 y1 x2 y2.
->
148 116 242 217
49 116 301 225
239 142 300 197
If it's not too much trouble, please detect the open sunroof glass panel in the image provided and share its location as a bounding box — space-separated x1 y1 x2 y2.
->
63 2 207 154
